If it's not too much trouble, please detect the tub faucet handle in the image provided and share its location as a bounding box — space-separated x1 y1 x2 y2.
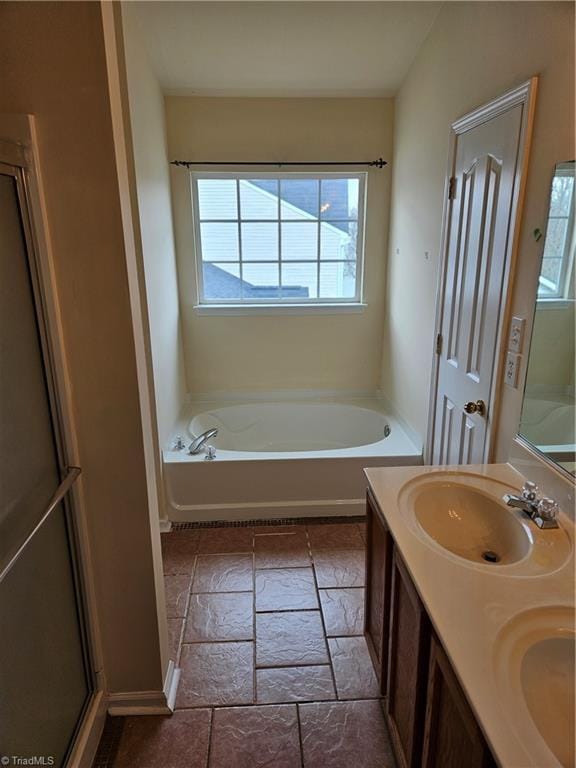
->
204 445 216 461
172 435 186 451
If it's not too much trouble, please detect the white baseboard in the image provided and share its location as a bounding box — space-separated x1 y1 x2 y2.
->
158 518 172 533
108 690 172 716
164 660 181 711
68 690 107 768
168 498 365 523
107 661 181 716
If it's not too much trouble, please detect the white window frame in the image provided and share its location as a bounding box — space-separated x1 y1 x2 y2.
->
537 162 575 304
190 171 367 312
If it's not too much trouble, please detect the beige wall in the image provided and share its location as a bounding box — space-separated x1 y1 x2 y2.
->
122 6 186 448
166 97 393 395
382 1 575 454
0 2 163 693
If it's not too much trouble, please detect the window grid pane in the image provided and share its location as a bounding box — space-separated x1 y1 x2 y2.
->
195 175 364 303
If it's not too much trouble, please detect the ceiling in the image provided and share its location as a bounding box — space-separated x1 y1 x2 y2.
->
130 2 442 97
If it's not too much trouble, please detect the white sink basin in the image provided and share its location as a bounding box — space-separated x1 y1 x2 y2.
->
494 606 575 768
399 472 571 573
413 482 530 565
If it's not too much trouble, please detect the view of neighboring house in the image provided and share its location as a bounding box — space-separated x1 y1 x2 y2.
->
197 177 360 301
204 262 309 299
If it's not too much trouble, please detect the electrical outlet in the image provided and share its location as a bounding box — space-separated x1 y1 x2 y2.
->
509 316 525 354
505 352 521 388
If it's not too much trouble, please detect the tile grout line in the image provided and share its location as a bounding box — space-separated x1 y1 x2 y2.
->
305 527 340 701
174 556 196 671
295 701 305 768
175 695 385 713
253 607 322 614
205 707 214 768
251 528 257 705
177 556 197 662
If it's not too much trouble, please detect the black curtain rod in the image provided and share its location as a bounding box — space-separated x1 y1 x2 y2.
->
171 157 387 169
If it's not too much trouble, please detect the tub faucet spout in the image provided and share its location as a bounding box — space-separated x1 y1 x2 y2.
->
188 428 219 455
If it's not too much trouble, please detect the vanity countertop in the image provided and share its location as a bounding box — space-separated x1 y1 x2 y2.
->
365 462 575 768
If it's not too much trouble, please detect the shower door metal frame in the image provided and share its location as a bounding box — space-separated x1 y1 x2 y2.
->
0 117 105 767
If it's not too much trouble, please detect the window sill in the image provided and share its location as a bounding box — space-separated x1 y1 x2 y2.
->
536 298 574 310
193 302 367 316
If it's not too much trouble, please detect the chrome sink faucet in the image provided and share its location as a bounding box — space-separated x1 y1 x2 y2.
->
502 481 559 529
188 428 219 455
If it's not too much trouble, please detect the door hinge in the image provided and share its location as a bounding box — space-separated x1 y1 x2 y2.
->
448 177 457 200
435 333 443 355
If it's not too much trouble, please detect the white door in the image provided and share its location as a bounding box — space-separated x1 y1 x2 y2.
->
431 82 536 465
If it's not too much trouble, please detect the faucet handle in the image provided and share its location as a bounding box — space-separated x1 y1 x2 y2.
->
521 481 539 502
172 435 186 451
537 497 559 521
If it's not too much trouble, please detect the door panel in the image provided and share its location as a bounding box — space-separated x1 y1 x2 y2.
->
460 415 476 464
433 104 523 464
0 167 91 766
438 395 456 465
0 173 61 568
0 503 90 764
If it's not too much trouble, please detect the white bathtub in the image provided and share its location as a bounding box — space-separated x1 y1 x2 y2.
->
163 398 422 522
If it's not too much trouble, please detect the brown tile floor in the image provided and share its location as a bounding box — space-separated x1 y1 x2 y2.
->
101 521 396 768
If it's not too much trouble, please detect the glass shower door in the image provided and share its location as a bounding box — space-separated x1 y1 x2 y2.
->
0 167 92 765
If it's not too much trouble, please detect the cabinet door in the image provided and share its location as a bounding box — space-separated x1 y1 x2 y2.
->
423 634 496 768
364 490 393 692
385 550 430 768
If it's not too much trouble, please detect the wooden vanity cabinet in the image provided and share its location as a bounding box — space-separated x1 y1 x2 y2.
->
386 549 431 768
364 490 393 691
422 635 496 768
365 492 496 768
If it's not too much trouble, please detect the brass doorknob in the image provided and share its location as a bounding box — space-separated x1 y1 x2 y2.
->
464 400 486 416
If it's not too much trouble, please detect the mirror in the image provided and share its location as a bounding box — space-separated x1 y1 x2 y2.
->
519 161 575 475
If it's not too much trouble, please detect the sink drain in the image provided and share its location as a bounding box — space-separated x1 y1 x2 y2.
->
481 550 500 564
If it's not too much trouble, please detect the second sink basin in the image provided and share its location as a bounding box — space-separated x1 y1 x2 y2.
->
494 606 575 768
412 481 531 565
522 634 575 768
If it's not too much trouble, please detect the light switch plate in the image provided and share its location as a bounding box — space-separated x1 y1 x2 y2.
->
509 316 525 353
505 352 521 388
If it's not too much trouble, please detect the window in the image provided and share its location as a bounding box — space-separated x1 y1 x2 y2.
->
191 172 366 308
538 162 575 301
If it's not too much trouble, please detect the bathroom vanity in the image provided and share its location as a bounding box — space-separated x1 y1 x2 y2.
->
364 464 574 768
